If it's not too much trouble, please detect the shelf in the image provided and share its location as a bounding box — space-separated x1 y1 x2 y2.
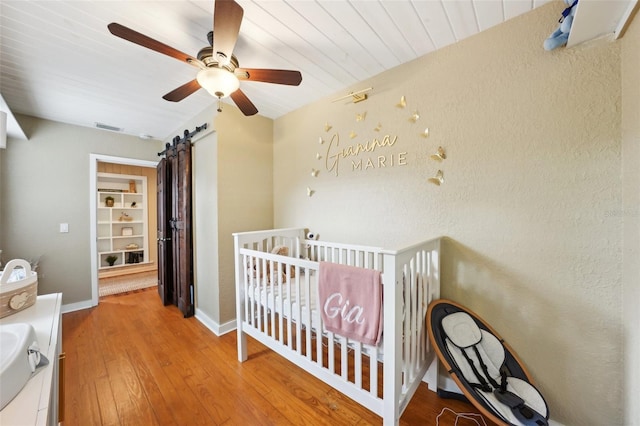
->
99 260 152 270
97 172 149 270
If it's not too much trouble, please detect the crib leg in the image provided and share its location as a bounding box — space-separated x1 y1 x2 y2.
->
237 327 248 362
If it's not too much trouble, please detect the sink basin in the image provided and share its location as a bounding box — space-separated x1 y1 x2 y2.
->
0 323 47 410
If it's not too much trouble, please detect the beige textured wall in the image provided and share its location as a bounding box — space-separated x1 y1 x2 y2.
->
193 129 220 324
215 105 273 323
0 115 161 304
274 4 624 425
621 8 640 426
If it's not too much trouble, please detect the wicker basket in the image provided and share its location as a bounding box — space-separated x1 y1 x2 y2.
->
0 259 38 318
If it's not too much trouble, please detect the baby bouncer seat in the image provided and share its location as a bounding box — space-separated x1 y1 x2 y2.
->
427 299 549 426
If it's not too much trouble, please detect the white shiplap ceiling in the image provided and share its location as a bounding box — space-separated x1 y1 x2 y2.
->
0 0 554 141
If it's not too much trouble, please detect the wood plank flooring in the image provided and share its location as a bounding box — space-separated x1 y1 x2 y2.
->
62 288 491 425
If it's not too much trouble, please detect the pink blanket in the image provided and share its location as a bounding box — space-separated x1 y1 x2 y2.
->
318 261 382 345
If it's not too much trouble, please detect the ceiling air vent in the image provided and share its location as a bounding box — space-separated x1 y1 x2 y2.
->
95 122 123 132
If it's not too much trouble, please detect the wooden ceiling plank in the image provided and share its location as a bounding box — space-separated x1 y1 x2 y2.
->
441 0 479 42
473 1 504 32
382 1 436 58
413 1 457 50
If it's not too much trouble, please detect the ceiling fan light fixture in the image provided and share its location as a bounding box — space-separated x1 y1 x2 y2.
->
196 67 240 99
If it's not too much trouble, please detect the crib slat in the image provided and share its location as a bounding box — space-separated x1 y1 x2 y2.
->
278 269 284 345
410 260 418 381
304 270 312 359
418 251 426 365
249 256 257 328
271 261 280 338
328 331 335 373
403 264 410 388
340 336 348 380
263 259 268 332
354 342 362 388
370 346 378 397
295 269 302 354
244 254 250 324
286 271 293 350
315 278 323 367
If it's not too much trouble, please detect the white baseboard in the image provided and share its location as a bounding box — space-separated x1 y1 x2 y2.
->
62 299 94 314
195 308 236 336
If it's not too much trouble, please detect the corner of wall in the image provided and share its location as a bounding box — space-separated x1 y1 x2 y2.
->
621 9 640 426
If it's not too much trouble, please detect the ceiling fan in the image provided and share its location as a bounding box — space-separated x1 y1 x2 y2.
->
108 0 302 116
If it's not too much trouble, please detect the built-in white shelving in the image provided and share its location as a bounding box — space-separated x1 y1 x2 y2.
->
97 172 149 269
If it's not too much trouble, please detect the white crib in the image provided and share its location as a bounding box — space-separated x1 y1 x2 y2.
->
233 228 441 425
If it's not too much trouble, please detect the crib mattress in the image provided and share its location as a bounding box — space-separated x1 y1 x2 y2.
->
250 271 320 329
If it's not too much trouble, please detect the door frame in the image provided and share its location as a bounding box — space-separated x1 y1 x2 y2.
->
89 154 158 306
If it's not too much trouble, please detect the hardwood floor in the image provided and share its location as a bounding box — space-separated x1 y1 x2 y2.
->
62 288 489 425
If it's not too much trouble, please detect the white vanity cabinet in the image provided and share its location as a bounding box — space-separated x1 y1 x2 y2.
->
0 293 63 425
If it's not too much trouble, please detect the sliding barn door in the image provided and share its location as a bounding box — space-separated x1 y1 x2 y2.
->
156 157 173 306
171 141 194 317
156 140 194 318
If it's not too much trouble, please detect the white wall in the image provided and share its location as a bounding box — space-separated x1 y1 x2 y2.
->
273 4 626 425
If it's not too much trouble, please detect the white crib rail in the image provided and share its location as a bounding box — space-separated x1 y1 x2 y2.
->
233 229 441 426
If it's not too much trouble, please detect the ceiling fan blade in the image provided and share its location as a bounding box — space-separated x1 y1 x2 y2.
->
213 0 244 65
230 89 258 116
163 80 201 102
235 68 302 86
108 23 200 68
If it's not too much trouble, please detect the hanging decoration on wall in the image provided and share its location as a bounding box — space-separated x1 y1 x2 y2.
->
428 170 444 186
430 146 446 162
310 90 447 195
332 87 372 104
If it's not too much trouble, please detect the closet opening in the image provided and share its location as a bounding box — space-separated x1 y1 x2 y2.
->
89 154 158 305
